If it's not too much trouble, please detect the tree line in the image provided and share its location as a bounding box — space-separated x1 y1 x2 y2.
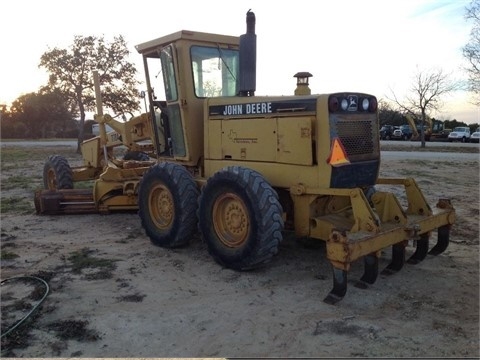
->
2 92 475 142
1 1 479 146
378 100 478 133
1 35 140 152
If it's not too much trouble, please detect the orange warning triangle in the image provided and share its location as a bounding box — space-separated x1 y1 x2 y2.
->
327 138 350 167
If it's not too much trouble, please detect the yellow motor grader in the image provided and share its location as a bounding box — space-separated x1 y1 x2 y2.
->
35 11 455 303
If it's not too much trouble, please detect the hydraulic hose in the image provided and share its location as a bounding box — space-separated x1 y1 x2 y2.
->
0 276 49 339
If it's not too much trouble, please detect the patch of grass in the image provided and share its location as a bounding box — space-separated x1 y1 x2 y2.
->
313 320 367 338
381 143 479 154
395 169 425 177
117 293 146 302
73 180 95 189
0 197 34 214
386 160 478 185
0 272 55 356
1 327 33 355
0 232 17 241
0 251 19 260
397 159 461 168
1 146 78 165
30 270 56 283
1 175 35 191
10 299 33 311
1 163 19 172
68 248 117 275
115 230 139 244
0 148 32 165
84 268 114 280
46 320 100 341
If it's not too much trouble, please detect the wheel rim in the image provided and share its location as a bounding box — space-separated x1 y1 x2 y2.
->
46 168 57 190
149 184 174 230
213 192 249 248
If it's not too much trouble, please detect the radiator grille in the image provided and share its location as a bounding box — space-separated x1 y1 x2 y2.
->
332 118 378 159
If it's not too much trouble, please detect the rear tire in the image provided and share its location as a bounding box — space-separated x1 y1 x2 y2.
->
138 162 199 248
43 155 73 190
198 166 284 270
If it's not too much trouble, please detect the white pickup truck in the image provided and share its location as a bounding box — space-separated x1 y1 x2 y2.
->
447 127 471 142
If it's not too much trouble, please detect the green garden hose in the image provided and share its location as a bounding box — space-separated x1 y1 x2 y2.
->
0 276 49 339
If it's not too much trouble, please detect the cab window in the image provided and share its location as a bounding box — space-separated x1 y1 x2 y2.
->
160 46 178 101
191 46 239 97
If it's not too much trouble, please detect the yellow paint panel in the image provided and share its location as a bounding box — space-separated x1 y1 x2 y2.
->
81 137 101 167
206 120 223 159
221 118 277 161
277 117 313 165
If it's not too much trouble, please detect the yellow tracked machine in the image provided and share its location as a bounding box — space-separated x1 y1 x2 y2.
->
35 11 455 303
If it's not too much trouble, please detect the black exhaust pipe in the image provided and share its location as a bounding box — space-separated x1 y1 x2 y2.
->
238 10 256 97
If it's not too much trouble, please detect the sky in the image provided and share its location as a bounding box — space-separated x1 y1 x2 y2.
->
1 0 478 124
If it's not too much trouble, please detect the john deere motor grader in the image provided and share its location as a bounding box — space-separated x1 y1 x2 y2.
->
35 11 455 303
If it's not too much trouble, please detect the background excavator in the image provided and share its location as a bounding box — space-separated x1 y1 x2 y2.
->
405 114 429 141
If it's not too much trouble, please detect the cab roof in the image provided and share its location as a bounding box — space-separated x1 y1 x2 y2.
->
135 30 240 54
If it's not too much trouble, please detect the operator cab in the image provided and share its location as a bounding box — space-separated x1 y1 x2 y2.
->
136 31 241 164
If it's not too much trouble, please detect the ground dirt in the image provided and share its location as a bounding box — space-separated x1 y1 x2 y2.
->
0 142 479 358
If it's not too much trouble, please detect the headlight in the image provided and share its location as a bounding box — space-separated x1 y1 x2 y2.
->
361 98 370 111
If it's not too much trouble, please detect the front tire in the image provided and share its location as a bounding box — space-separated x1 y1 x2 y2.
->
43 155 73 190
198 166 284 270
138 162 199 248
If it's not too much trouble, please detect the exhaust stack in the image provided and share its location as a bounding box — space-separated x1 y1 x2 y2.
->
238 10 256 96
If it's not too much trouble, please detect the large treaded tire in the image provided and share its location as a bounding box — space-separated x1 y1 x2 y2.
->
43 155 74 190
138 162 199 248
198 166 284 270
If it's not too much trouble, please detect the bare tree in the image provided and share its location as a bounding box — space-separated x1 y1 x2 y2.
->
463 0 480 105
388 67 459 147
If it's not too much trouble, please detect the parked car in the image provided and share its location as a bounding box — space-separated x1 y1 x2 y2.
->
379 125 396 140
391 124 413 140
448 127 471 142
470 127 480 143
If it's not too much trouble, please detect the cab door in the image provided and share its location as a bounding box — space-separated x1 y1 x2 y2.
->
160 45 186 158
